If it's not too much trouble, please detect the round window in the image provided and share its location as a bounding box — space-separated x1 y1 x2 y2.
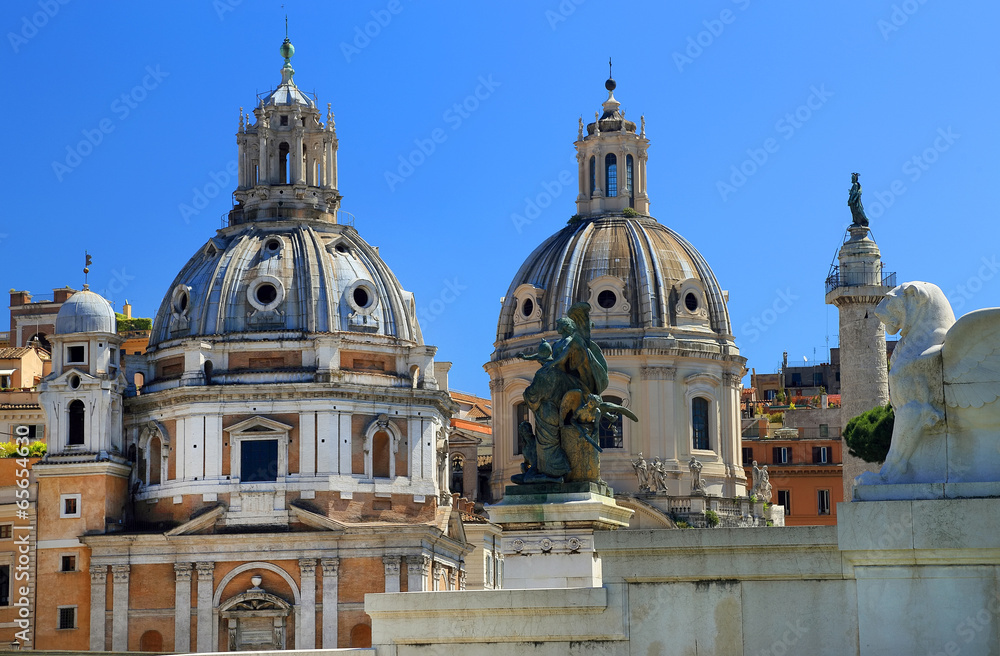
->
335 244 348 254
256 283 278 305
521 298 534 317
266 239 281 252
69 375 81 390
685 292 699 312
172 286 190 314
353 287 371 308
597 290 617 309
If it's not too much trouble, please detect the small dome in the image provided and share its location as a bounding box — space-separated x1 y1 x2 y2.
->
55 290 117 335
496 214 732 340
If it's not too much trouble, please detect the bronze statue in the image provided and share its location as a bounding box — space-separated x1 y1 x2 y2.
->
848 172 870 227
513 302 638 485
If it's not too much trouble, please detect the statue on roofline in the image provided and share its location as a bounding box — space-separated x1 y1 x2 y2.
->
513 302 638 485
848 172 870 227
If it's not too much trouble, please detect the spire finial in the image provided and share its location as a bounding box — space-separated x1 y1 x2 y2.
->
605 57 616 92
84 251 92 290
285 13 288 39
609 57 613 79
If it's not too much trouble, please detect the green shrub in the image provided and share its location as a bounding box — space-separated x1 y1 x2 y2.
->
844 404 894 463
622 207 638 217
116 313 153 332
0 441 46 458
675 520 691 529
704 509 720 527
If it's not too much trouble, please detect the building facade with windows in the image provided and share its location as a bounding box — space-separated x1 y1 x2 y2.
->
0 37 470 652
485 76 747 509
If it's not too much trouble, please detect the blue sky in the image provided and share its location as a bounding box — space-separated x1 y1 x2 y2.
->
2 1 998 396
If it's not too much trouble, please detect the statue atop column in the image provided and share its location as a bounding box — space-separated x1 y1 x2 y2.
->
513 302 638 485
848 172 870 227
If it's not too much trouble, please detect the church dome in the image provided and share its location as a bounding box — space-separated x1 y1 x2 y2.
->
496 214 732 342
147 220 420 349
55 289 117 335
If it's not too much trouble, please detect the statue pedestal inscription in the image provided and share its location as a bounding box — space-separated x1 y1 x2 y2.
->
488 482 633 589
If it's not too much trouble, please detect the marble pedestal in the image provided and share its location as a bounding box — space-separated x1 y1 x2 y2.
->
487 482 633 589
839 497 1000 656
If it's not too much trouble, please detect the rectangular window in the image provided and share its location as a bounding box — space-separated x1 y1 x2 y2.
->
58 606 76 629
280 115 288 126
514 403 529 456
66 345 85 364
692 397 710 450
813 372 823 386
818 489 831 515
0 524 11 539
0 565 9 606
791 373 802 386
241 439 278 483
741 447 754 466
60 494 81 518
61 555 77 572
812 446 830 464
598 396 625 449
777 489 791 515
0 375 10 389
819 423 829 438
772 447 790 464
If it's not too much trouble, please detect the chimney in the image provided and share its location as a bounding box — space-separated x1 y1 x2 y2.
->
123 300 132 319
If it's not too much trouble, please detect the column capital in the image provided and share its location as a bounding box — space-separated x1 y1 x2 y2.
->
90 564 107 582
299 558 317 577
382 555 401 576
174 562 193 581
111 564 130 583
195 561 215 580
410 554 432 576
321 557 340 578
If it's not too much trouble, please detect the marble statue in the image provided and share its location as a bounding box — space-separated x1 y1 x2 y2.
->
631 452 650 492
513 302 638 485
751 460 763 498
759 465 772 503
856 281 1000 487
578 117 584 140
689 456 705 495
651 457 669 494
848 172 870 227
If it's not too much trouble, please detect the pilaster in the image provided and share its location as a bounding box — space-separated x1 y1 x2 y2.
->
298 558 317 648
89 565 107 651
195 562 215 652
111 564 130 651
174 563 193 653
321 558 340 648
382 556 401 593
407 555 431 592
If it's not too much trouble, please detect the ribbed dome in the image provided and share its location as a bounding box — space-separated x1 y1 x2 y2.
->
496 215 732 340
148 221 420 348
55 290 117 335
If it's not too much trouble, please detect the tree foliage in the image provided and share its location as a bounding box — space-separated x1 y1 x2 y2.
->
116 313 153 331
843 404 894 463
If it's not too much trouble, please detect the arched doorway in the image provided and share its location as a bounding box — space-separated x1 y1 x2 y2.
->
220 587 292 651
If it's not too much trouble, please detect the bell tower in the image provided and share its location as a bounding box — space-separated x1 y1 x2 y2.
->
231 35 342 225
574 66 650 216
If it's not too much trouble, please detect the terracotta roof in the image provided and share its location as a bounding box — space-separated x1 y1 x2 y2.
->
451 418 492 435
0 348 33 360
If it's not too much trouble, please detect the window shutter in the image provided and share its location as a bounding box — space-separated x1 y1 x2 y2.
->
772 447 781 463
812 447 821 463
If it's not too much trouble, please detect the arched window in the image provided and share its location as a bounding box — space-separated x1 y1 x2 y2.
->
514 402 529 456
450 454 465 495
139 630 163 652
204 361 214 385
599 396 625 449
149 437 162 485
350 623 372 648
68 400 85 446
626 154 634 207
372 431 391 478
692 397 710 450
589 156 596 195
605 153 618 197
278 142 290 184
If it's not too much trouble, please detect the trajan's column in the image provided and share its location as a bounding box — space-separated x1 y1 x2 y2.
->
825 173 894 501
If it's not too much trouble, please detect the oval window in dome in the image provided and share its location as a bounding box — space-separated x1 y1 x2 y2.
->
172 287 190 314
597 290 617 309
266 239 281 252
353 286 371 308
256 283 278 305
685 292 699 312
336 244 348 254
69 374 81 390
521 298 534 317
